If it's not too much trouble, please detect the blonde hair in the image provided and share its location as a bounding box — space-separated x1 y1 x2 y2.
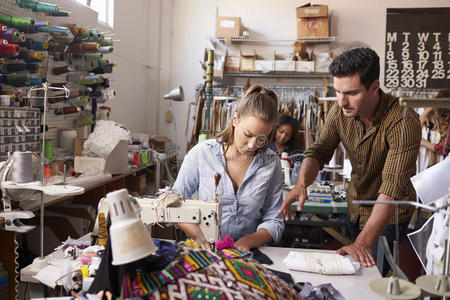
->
215 84 279 153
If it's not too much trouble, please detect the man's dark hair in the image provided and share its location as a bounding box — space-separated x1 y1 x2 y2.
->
329 47 380 90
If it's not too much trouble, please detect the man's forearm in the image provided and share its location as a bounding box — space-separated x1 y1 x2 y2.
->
296 157 320 187
356 193 395 247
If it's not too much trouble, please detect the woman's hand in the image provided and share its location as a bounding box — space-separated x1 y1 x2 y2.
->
192 233 212 251
234 235 254 251
178 223 212 250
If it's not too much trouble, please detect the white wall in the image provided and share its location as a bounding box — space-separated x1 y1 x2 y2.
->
152 0 448 157
105 0 156 134
108 1 448 155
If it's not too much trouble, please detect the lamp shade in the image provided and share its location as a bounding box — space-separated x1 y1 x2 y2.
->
107 188 156 265
163 86 184 102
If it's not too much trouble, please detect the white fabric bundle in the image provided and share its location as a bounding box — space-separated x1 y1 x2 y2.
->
82 120 130 158
283 251 360 275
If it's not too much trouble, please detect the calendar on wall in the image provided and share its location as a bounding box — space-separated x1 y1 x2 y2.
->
384 7 450 89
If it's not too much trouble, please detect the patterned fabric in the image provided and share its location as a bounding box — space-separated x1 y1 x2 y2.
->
121 248 300 300
304 90 421 228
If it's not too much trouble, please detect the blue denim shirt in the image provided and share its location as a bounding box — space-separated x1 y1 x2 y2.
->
173 139 284 243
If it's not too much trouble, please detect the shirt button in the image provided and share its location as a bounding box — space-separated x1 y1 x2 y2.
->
234 200 237 205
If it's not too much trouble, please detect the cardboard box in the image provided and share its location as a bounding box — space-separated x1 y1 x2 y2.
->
296 4 329 38
296 3 328 18
274 51 295 72
225 56 240 71
275 60 296 72
255 60 274 72
240 50 256 71
216 16 242 37
296 61 315 72
74 140 128 175
149 135 171 151
127 174 146 195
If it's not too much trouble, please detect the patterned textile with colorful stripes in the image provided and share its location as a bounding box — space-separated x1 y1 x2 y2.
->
120 248 300 299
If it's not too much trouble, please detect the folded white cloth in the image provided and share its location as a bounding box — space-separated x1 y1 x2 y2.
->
283 251 360 275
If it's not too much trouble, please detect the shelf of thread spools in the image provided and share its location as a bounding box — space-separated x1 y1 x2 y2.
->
0 2 117 138
44 23 117 134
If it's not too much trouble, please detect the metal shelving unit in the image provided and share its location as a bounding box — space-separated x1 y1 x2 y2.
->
224 71 331 78
215 36 337 44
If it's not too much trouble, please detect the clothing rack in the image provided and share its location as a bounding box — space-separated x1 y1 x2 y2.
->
190 84 335 151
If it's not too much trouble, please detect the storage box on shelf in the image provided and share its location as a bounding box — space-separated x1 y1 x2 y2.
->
216 16 242 38
240 50 256 72
296 4 329 39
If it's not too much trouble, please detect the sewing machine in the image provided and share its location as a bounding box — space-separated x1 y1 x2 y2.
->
93 188 222 244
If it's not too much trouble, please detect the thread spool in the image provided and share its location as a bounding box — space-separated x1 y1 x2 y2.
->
55 106 83 115
33 21 48 27
97 212 108 246
59 129 76 153
43 140 54 161
0 44 19 56
68 42 100 53
0 39 7 45
4 63 25 72
10 151 34 183
28 51 45 62
29 77 43 86
38 26 69 36
99 46 113 53
25 63 40 73
53 65 71 75
99 38 114 47
68 96 90 107
0 16 34 29
0 24 7 34
0 28 19 43
26 39 48 51
5 71 31 86
47 10 71 17
83 53 102 62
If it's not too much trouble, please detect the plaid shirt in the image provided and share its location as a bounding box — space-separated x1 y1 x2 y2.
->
305 90 421 228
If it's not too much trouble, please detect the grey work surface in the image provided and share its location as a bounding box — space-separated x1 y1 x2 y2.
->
259 246 383 300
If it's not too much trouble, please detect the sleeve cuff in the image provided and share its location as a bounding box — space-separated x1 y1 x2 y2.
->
378 181 404 199
303 152 326 169
257 223 282 244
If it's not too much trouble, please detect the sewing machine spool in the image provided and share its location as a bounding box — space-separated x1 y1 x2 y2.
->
369 277 421 299
0 152 42 202
416 275 450 297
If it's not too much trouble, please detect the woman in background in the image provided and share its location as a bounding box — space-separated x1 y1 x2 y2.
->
269 114 301 157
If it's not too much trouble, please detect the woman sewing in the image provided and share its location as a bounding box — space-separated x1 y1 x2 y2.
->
173 85 284 251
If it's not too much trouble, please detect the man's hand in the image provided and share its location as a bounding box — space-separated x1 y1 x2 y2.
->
336 240 375 267
279 184 307 220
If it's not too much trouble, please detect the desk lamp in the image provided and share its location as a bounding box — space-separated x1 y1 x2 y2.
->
163 86 185 123
106 188 156 265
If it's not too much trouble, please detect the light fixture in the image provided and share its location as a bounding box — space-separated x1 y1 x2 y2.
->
164 86 184 102
107 188 156 265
